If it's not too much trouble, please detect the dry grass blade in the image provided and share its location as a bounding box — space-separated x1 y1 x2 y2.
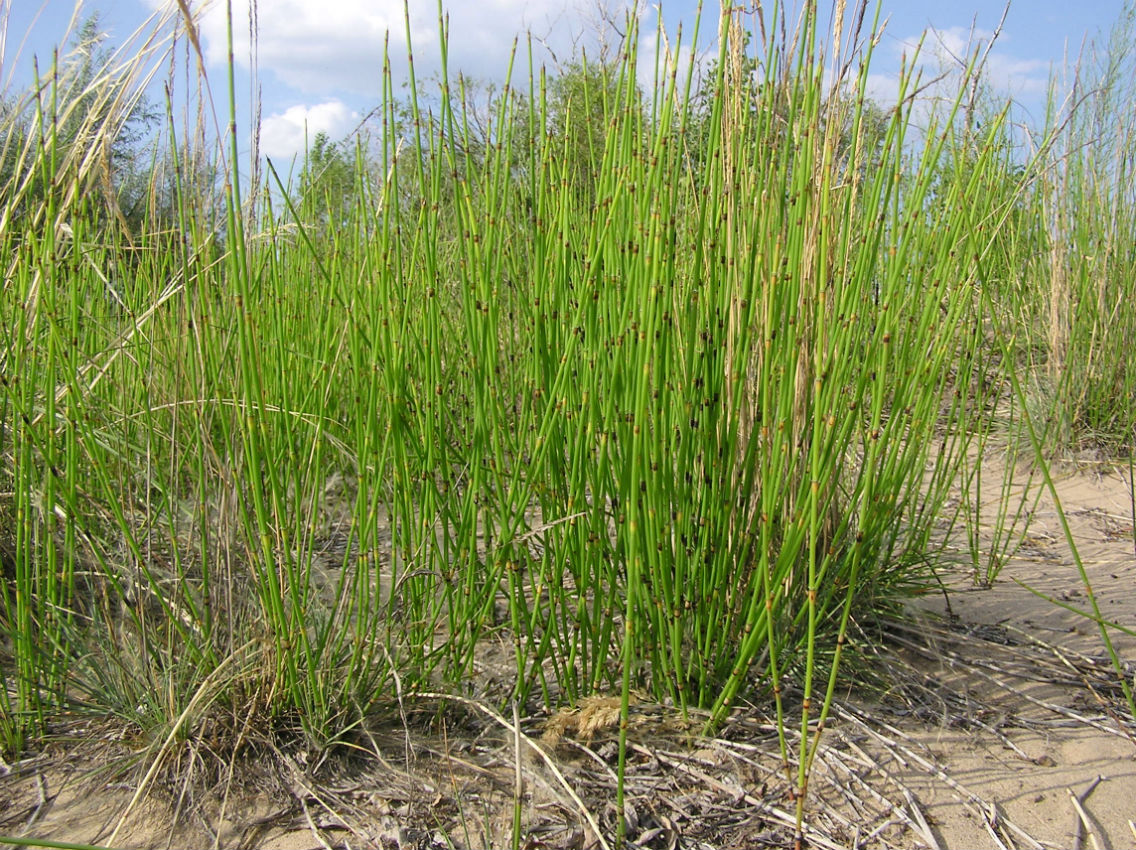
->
105 642 257 847
901 787 941 850
830 703 1043 849
1069 775 1104 850
413 692 610 850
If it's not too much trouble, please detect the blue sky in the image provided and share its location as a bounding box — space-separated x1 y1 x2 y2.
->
2 0 1130 162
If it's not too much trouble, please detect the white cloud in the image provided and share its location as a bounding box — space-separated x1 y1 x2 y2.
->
259 99 359 161
922 25 1049 98
158 0 641 96
863 23 1050 128
636 23 714 103
198 0 409 93
864 71 900 108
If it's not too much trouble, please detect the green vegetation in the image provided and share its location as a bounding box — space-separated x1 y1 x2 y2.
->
1 1 1134 846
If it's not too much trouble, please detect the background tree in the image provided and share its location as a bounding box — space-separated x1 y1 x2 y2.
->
0 13 159 239
296 131 358 235
543 57 638 207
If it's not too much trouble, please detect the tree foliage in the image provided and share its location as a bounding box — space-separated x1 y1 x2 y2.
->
0 13 159 237
296 131 358 234
544 58 638 205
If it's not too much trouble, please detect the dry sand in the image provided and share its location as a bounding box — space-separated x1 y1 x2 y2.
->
883 458 1136 850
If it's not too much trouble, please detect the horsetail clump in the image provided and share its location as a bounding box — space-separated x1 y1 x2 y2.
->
3 0 1135 845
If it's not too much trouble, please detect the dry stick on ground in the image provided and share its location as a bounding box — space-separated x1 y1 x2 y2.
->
626 742 849 850
561 737 619 786
274 746 367 843
830 729 941 847
412 692 611 850
884 619 1135 741
817 744 905 839
1069 774 1104 850
831 704 1045 850
957 657 1131 739
789 749 870 837
1047 639 1136 748
859 816 907 847
14 772 54 835
902 783 941 850
716 721 918 848
300 797 336 850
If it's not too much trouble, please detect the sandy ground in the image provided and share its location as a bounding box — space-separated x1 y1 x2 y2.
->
886 457 1136 850
1 459 1134 849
